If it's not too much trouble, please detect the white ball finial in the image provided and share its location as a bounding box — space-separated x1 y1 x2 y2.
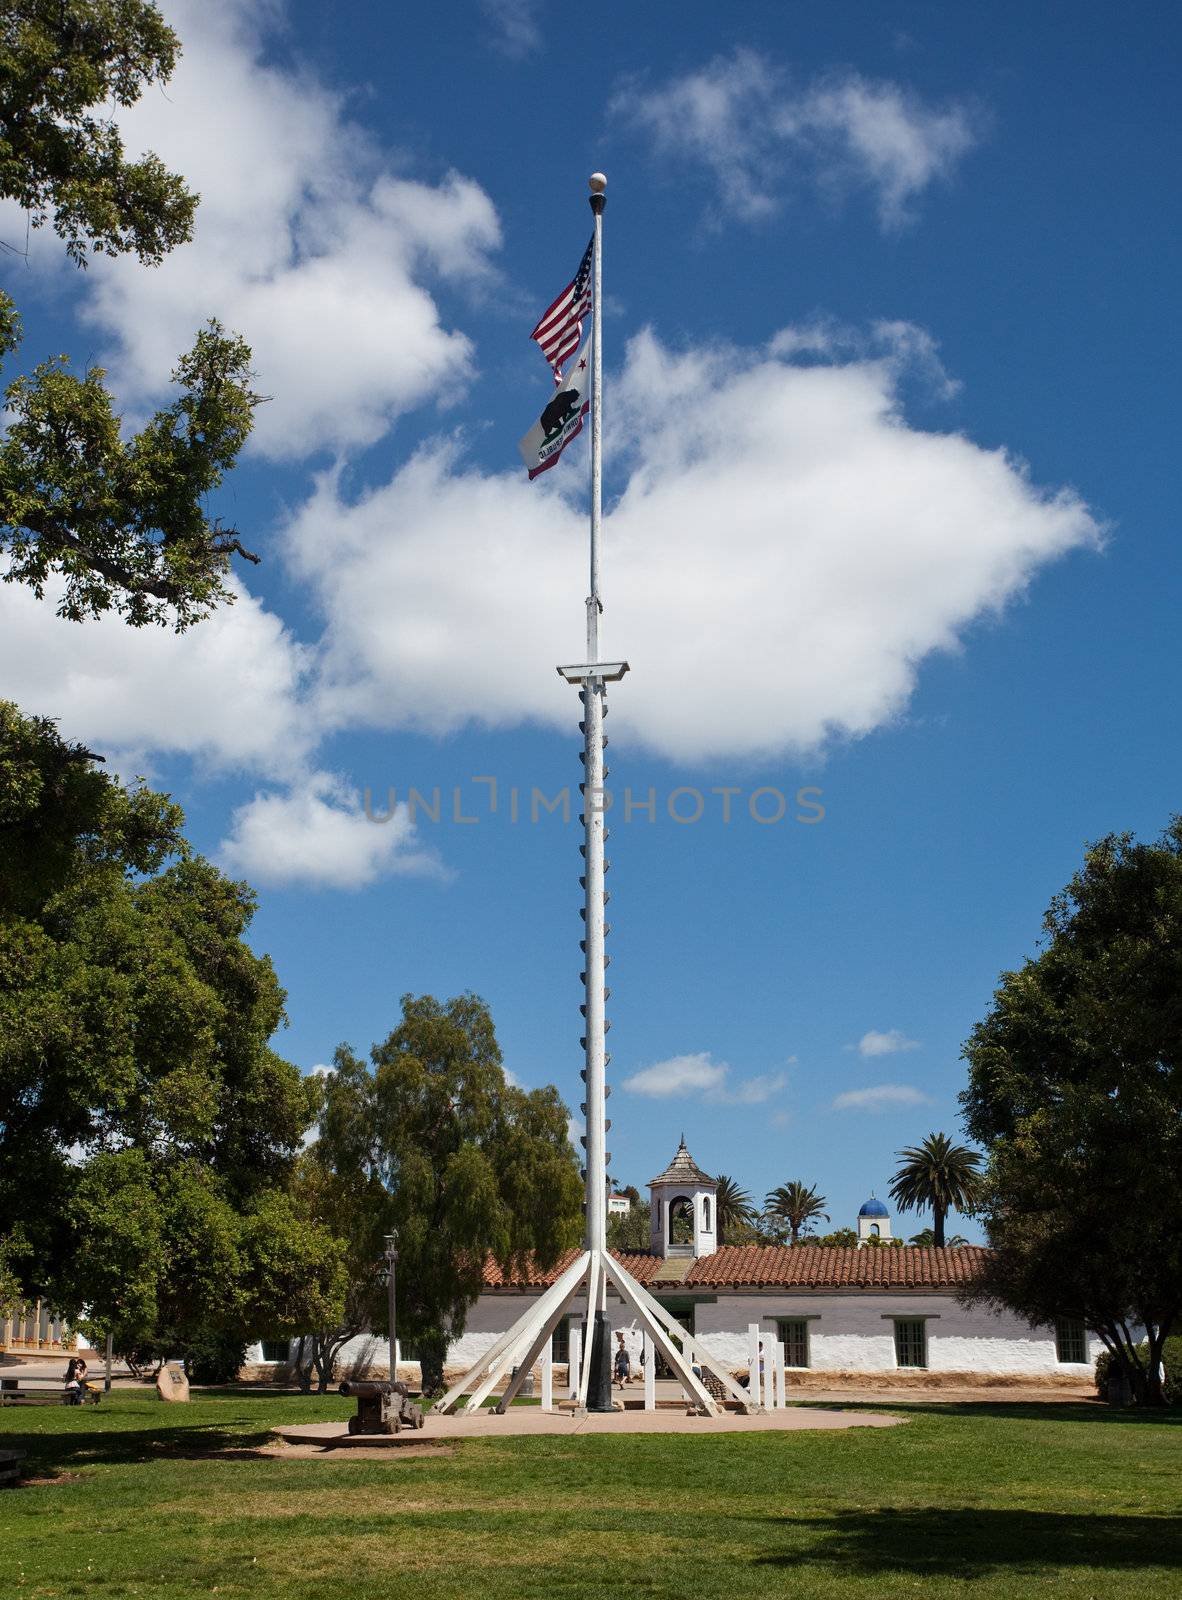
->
589 172 607 194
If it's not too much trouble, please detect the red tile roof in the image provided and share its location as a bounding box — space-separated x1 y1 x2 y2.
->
480 1245 986 1291
481 1248 668 1290
684 1245 988 1289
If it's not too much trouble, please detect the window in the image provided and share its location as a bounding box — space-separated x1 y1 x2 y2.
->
1055 1318 1087 1364
260 1340 289 1363
894 1319 927 1369
869 1223 880 1238
776 1319 810 1369
703 1196 711 1231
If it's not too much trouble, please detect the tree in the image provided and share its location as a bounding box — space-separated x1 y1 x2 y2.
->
0 702 342 1360
314 995 584 1395
889 1133 982 1248
810 1228 858 1248
607 1200 651 1252
909 1228 969 1248
765 1181 829 1243
961 823 1182 1407
714 1175 755 1244
0 2 262 626
286 1151 389 1393
1 0 197 265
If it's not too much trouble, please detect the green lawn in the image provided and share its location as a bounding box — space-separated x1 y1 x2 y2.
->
2 1388 1180 1598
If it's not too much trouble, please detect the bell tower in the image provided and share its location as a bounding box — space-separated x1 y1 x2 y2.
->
648 1137 718 1259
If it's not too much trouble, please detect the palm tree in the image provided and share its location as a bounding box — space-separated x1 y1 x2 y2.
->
890 1132 982 1247
764 1181 829 1243
714 1175 755 1243
909 1227 969 1248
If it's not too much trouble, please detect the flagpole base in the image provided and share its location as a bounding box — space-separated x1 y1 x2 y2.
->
433 1250 762 1418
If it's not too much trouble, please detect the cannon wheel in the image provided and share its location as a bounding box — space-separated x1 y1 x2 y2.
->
415 1411 425 1429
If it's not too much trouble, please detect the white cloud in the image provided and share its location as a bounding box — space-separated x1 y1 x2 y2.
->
610 48 978 227
832 1084 932 1112
624 1052 728 1099
854 1029 921 1058
218 770 439 889
480 0 542 58
308 1064 335 1078
289 324 1100 762
0 573 312 779
622 1052 786 1104
81 0 501 458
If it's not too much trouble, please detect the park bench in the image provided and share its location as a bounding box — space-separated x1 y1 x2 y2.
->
338 1378 424 1434
0 1376 101 1407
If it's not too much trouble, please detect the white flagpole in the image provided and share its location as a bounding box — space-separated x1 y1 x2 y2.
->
581 172 609 1262
440 175 743 1417
587 174 605 662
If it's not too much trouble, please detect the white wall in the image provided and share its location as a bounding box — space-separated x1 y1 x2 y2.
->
250 1287 1100 1379
688 1293 1099 1375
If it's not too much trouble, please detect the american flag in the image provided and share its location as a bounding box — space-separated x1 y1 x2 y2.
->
530 235 594 384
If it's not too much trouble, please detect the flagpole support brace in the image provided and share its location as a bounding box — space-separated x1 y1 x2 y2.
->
558 662 629 685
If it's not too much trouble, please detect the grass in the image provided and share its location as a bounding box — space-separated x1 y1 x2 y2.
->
1 1387 1180 1598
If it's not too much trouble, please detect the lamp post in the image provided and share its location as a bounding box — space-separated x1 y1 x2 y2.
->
383 1231 399 1382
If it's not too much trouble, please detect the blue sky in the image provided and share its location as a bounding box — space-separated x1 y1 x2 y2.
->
3 0 1179 1240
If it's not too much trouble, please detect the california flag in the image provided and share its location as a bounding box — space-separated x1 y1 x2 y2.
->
519 339 590 480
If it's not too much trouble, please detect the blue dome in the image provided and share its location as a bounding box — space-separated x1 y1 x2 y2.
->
858 1197 889 1219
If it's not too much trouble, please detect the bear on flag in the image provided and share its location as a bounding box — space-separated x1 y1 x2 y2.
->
519 338 590 479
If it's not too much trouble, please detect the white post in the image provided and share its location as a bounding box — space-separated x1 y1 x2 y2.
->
580 173 609 1256
568 1324 582 1401
643 1333 655 1411
775 1338 786 1409
748 1323 762 1409
541 1344 553 1412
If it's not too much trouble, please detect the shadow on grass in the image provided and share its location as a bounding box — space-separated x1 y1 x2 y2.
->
757 1508 1182 1577
2 1421 280 1474
796 1399 1182 1426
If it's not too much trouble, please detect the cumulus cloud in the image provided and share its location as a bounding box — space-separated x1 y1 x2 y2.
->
0 573 312 779
832 1084 932 1112
480 0 542 57
610 48 978 227
288 324 1100 762
623 1051 786 1104
854 1029 921 1058
80 0 501 458
218 770 439 889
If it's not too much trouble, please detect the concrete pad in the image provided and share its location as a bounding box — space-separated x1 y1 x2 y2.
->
274 1405 903 1450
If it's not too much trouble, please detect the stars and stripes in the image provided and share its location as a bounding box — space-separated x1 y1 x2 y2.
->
530 234 594 383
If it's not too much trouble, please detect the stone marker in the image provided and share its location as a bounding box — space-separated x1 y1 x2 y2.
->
156 1362 190 1403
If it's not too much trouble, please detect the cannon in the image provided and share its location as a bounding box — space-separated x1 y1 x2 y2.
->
338 1378 425 1435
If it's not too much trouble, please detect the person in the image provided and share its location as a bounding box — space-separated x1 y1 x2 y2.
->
63 1357 83 1404
613 1332 632 1389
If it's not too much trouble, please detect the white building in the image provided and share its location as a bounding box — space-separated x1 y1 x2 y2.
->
247 1138 1101 1385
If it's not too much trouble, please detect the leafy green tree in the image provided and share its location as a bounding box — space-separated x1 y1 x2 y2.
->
1 0 197 264
765 1181 829 1243
0 703 342 1360
607 1199 651 1252
714 1174 755 1244
889 1133 982 1247
909 1228 969 1248
961 823 1182 1407
315 995 583 1395
809 1227 859 1248
286 1150 391 1393
0 2 261 626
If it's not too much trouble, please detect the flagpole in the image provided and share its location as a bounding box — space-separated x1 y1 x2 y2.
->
582 172 608 1266
587 173 605 661
435 175 761 1418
